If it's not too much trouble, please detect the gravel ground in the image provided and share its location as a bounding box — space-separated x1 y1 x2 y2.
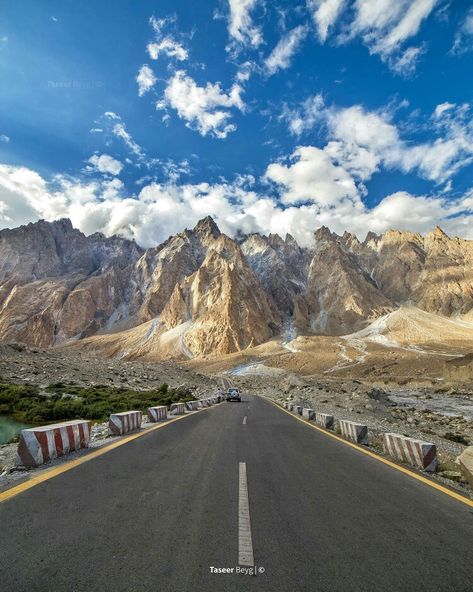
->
0 343 214 392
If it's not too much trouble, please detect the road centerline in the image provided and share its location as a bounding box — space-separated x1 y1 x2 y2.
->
238 462 254 567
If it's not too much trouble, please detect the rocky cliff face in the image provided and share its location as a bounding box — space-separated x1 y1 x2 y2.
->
240 232 311 314
293 228 393 335
0 219 142 347
0 217 472 357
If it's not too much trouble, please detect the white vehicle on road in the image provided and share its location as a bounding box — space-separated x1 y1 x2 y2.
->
226 388 241 402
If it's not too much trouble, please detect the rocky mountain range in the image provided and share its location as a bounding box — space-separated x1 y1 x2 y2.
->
0 217 472 358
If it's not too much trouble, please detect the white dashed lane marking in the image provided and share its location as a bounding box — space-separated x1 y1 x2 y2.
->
243 416 247 425
238 462 254 567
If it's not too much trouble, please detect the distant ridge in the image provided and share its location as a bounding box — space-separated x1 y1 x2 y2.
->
0 217 472 358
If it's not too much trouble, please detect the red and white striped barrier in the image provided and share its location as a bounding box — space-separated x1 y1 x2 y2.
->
147 406 168 422
302 408 315 420
340 419 368 444
109 411 142 436
383 433 438 472
16 420 91 468
315 413 334 430
185 401 202 411
170 402 186 415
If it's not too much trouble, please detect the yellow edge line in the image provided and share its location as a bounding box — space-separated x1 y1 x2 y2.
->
266 397 473 509
0 404 220 504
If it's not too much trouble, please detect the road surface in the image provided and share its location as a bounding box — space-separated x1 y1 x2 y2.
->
1 395 473 592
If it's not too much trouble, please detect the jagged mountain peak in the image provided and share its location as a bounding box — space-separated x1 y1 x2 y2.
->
426 225 449 240
192 216 221 238
314 226 334 242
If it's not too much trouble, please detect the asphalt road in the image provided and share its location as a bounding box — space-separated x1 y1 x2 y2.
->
1 395 473 592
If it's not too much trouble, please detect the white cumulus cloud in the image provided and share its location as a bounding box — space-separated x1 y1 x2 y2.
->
265 145 360 207
307 0 346 42
226 0 263 50
349 0 438 75
88 154 124 176
147 15 188 61
136 65 157 96
308 0 438 75
283 96 473 185
2 162 473 247
147 38 188 61
160 70 245 139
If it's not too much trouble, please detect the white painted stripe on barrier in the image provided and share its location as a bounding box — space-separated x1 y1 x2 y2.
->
339 419 368 444
315 413 334 430
109 411 142 435
302 408 315 420
20 430 41 466
46 430 55 460
383 433 437 472
170 403 186 415
17 420 91 467
148 406 167 421
238 462 254 567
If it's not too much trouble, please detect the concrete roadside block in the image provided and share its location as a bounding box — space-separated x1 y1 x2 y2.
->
109 411 142 436
457 446 473 488
315 413 334 430
283 402 289 409
170 402 186 415
16 420 91 468
340 419 368 444
383 433 438 472
292 405 302 415
302 408 315 420
185 401 202 411
147 406 168 422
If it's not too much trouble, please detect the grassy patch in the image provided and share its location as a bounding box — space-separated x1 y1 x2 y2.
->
0 382 193 425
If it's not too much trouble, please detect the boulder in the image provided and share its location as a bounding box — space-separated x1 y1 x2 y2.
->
457 446 473 488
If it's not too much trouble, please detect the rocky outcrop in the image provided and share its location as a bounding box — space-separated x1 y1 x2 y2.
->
444 353 473 382
0 219 142 346
240 232 310 314
457 446 473 489
347 226 473 315
160 234 281 356
294 228 393 335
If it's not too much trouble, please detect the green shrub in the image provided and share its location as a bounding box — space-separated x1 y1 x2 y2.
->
0 381 193 424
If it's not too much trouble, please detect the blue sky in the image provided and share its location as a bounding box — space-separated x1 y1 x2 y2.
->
0 0 473 246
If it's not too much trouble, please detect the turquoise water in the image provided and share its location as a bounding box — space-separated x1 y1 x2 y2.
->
0 416 30 445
